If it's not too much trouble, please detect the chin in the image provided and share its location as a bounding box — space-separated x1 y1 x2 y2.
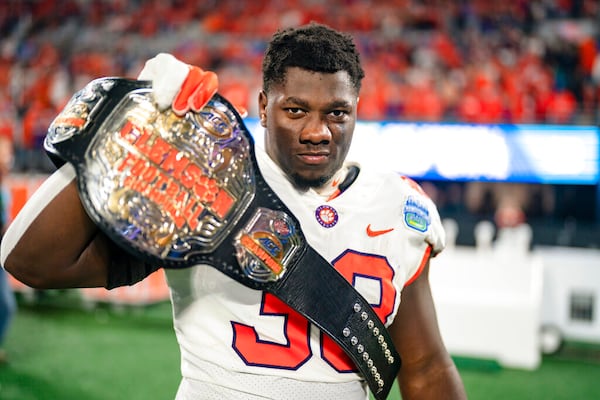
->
290 172 330 190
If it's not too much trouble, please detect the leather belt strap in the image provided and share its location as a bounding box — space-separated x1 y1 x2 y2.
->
45 78 401 399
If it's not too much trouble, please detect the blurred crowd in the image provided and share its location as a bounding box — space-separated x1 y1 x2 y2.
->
0 0 599 173
0 0 597 246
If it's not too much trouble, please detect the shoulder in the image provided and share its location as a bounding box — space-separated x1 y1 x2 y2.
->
397 175 446 255
357 165 446 255
354 163 431 203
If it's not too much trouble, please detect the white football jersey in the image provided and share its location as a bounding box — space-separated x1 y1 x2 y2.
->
166 147 445 399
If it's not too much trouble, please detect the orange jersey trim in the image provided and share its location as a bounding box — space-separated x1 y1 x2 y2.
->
326 189 341 202
404 245 432 287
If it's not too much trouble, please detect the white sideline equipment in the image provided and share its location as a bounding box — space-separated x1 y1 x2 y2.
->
430 221 544 370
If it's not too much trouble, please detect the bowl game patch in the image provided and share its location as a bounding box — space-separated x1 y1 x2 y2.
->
403 196 430 232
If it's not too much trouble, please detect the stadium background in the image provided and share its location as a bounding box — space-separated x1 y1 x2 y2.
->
1 1 600 399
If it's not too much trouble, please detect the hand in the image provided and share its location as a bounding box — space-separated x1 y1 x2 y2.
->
137 53 218 116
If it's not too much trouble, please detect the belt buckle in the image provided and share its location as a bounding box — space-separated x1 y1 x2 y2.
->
48 79 257 266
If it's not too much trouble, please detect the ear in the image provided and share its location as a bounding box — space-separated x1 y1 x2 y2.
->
258 90 268 127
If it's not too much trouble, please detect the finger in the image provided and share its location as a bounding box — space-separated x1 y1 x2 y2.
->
189 71 219 112
233 103 248 118
172 66 207 116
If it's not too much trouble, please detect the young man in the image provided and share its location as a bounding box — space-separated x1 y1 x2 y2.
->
1 23 466 399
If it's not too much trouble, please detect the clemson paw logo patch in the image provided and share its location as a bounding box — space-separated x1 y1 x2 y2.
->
315 205 338 228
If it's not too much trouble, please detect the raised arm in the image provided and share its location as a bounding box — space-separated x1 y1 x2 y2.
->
1 53 224 291
390 259 467 399
1 164 116 289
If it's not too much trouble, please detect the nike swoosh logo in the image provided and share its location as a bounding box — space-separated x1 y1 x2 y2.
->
366 224 394 237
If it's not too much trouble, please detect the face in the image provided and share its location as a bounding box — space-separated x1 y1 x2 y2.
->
259 67 358 189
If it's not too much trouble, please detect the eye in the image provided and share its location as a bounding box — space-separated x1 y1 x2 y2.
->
286 107 306 117
329 109 349 120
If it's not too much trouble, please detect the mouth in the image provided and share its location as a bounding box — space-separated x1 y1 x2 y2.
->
297 151 330 165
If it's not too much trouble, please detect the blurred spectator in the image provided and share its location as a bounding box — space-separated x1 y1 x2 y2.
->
0 0 598 171
0 133 16 364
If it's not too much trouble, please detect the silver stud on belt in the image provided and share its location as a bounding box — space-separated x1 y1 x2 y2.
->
346 302 390 392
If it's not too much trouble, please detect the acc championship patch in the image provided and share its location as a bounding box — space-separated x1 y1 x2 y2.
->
403 196 430 232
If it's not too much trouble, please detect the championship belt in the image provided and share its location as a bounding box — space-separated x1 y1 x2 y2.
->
45 77 401 399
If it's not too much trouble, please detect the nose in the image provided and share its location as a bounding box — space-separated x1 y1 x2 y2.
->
299 115 332 144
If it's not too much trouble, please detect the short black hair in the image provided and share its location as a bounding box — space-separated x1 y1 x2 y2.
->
262 22 365 93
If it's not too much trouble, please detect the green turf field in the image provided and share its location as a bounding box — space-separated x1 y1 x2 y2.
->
2 291 600 400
